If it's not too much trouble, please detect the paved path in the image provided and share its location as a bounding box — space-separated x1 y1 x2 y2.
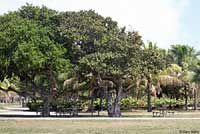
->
6 107 29 111
1 106 200 120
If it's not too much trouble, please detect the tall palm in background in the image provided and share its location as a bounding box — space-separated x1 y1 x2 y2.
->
168 45 198 110
169 45 196 68
191 51 200 110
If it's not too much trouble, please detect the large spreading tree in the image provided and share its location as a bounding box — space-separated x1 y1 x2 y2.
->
0 5 71 116
57 10 145 117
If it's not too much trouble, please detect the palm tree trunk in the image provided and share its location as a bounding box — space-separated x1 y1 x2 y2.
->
185 87 188 110
147 82 152 112
194 88 197 110
90 89 95 116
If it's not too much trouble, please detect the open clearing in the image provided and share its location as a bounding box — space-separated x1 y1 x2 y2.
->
0 119 200 134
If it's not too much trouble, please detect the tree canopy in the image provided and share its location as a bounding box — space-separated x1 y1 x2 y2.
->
0 4 200 117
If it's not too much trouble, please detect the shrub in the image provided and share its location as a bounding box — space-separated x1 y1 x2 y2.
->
120 97 137 110
93 98 107 110
50 100 73 109
136 100 147 107
152 98 172 107
27 100 74 111
26 102 42 111
79 100 90 111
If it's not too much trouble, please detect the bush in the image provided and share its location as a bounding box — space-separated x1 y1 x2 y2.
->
50 100 73 110
136 100 147 107
26 102 42 111
27 97 191 111
79 100 90 111
120 97 137 110
94 98 107 110
152 98 176 107
27 99 74 111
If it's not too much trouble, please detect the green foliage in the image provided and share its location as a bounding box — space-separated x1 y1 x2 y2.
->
160 64 182 76
193 67 200 83
79 29 143 78
169 44 196 70
137 41 167 80
18 3 57 26
58 9 144 80
26 102 42 111
27 100 74 111
0 5 71 94
93 98 107 110
120 97 137 110
136 100 147 107
1 4 200 114
152 98 177 107
58 10 119 64
50 99 73 109
79 100 90 110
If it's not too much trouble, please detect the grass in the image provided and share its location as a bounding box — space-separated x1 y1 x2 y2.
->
1 109 200 133
0 103 21 110
0 119 200 134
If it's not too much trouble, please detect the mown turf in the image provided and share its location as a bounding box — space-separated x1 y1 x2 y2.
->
0 119 200 134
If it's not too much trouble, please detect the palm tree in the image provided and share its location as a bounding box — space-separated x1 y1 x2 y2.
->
191 51 200 110
143 41 166 112
168 45 200 110
169 44 196 69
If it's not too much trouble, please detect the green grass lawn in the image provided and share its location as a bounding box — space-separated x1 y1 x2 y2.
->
0 120 200 134
0 103 21 110
1 109 200 134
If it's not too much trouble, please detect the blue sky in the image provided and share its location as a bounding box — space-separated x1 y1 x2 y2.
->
180 0 200 50
0 0 199 50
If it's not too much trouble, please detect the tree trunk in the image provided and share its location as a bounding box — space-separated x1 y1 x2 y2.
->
136 79 140 101
136 90 140 101
147 82 152 112
106 90 114 117
46 65 58 92
99 89 104 111
194 88 197 110
185 87 188 110
113 85 123 117
107 83 123 117
42 95 50 117
90 91 94 116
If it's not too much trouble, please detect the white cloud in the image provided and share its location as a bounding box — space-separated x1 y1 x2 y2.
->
0 0 190 49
